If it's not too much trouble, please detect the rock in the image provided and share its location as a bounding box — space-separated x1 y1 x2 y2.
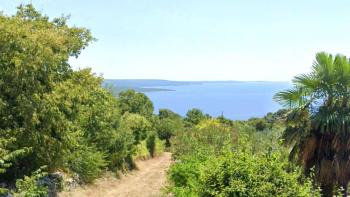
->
37 172 64 197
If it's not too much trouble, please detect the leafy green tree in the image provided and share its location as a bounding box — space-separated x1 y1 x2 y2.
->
118 90 154 118
55 69 121 151
156 109 184 147
184 108 206 126
274 52 350 196
157 117 184 147
158 108 181 120
47 69 128 172
0 4 93 176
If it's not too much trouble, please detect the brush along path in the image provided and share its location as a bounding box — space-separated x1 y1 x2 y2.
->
60 152 172 197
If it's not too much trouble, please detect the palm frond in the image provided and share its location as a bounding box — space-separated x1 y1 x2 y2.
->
274 87 309 108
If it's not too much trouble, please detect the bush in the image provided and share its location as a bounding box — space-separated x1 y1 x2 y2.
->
249 118 269 131
154 138 165 156
108 124 135 171
168 119 320 197
157 118 183 147
67 147 107 183
14 167 48 197
200 151 318 197
171 119 235 159
146 133 156 157
119 113 152 145
133 140 151 160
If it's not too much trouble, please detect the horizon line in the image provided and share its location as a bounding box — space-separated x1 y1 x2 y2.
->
104 78 291 83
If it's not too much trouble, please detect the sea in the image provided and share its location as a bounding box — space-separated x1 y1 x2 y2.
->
104 80 291 120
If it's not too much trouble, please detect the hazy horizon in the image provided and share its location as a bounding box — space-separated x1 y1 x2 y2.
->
104 78 291 82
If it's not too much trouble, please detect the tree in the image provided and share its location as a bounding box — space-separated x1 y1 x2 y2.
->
274 52 350 196
157 118 183 147
117 90 154 118
158 108 181 120
184 108 206 126
0 4 93 176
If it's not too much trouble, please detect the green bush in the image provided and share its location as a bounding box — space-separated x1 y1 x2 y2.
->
67 147 107 183
168 119 320 197
133 140 151 160
171 119 235 159
157 118 183 147
119 113 152 145
146 134 156 157
154 138 165 156
200 151 318 197
108 124 135 171
14 167 48 197
248 118 269 131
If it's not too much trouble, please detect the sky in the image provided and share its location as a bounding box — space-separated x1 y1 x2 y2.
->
1 0 350 81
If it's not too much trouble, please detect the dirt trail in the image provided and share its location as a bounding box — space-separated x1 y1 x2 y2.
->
60 152 172 197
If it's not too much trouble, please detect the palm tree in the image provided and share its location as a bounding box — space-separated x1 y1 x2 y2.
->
274 52 350 197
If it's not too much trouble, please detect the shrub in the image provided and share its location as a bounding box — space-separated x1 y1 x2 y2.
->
171 119 235 159
168 119 320 197
200 151 318 197
67 147 107 183
133 140 151 160
146 133 156 157
154 138 165 156
119 113 152 144
249 118 269 131
14 167 48 197
107 123 135 171
157 118 183 147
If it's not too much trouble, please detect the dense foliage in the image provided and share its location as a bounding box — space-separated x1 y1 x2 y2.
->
168 117 320 196
0 5 165 196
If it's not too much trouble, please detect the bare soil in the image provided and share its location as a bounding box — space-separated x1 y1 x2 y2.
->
59 152 172 197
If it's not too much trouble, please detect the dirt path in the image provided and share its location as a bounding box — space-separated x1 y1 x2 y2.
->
60 152 172 197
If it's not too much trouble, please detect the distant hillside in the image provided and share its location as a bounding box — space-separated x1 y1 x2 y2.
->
103 79 202 93
103 79 290 93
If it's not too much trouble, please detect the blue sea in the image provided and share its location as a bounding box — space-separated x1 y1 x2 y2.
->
143 81 290 120
104 80 291 120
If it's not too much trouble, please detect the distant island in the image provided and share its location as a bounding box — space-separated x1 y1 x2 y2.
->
103 79 289 93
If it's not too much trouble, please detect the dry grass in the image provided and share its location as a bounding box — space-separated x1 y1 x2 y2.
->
59 152 172 197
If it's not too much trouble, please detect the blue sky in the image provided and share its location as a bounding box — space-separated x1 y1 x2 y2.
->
1 0 350 81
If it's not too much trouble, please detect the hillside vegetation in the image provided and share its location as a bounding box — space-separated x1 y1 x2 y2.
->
0 4 348 197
